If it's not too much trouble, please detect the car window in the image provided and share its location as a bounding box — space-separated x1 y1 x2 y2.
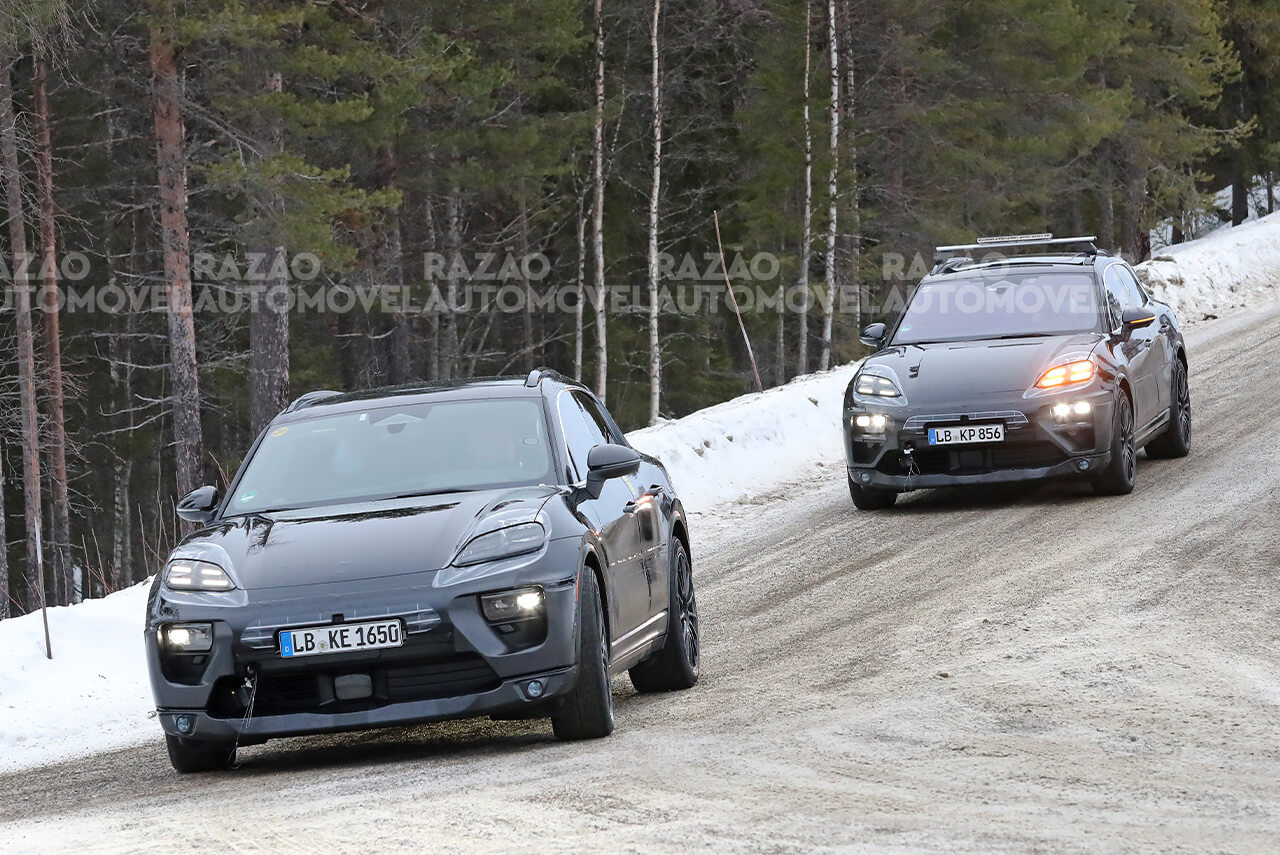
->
558 393 607 481
575 392 622 445
1114 265 1148 308
1102 266 1127 327
228 398 554 514
890 270 1101 345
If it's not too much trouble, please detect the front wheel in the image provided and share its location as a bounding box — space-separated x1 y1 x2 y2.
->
165 734 235 774
629 539 699 693
551 570 614 740
1145 359 1191 459
1092 394 1137 496
849 475 897 510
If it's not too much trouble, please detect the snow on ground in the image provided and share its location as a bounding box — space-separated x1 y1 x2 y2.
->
1137 211 1280 319
0 582 153 773
1 213 1277 775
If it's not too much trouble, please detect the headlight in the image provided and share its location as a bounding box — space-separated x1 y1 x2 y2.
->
854 413 889 433
161 622 214 652
164 559 236 592
1035 359 1095 389
854 373 903 397
479 587 545 623
455 523 547 566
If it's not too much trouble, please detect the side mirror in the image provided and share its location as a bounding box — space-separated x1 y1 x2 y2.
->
177 486 221 525
584 444 641 499
1121 307 1156 332
859 322 887 348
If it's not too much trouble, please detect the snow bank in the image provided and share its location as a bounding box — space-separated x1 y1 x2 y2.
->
1137 211 1280 320
627 363 860 513
0 583 154 773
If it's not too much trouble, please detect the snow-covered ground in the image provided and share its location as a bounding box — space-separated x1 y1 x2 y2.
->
2 212 1278 775
1138 211 1280 319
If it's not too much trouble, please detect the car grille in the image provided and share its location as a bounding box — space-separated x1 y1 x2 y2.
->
877 441 1067 476
207 654 502 719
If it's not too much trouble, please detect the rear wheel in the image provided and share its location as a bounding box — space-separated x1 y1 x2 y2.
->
629 539 699 693
848 474 897 510
1145 359 1191 459
165 734 235 774
1092 394 1137 496
551 570 614 740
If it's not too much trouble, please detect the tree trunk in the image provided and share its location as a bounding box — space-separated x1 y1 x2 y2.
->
574 192 586 382
647 0 663 425
841 1 860 331
31 56 72 605
150 30 205 501
1 56 48 616
0 445 8 620
593 0 608 401
820 0 839 372
441 184 461 380
377 144 410 386
797 0 813 377
249 70 290 433
520 199 534 371
1231 168 1248 226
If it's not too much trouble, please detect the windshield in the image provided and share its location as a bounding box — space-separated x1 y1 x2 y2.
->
892 270 1101 345
227 397 554 514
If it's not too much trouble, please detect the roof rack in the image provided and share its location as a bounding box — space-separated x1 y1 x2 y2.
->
282 389 342 413
931 234 1100 275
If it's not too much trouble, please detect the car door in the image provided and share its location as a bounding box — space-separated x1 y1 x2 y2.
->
1103 263 1160 428
1116 264 1172 415
555 391 650 645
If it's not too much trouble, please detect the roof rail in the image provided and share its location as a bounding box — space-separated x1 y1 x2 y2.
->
930 255 974 275
283 389 342 414
525 367 576 388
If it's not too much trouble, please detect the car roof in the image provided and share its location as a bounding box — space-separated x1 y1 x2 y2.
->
925 253 1108 280
275 370 589 423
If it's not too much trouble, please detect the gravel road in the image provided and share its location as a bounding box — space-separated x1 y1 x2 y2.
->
4 304 1279 854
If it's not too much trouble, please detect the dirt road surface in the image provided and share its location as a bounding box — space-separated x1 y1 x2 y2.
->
4 304 1278 854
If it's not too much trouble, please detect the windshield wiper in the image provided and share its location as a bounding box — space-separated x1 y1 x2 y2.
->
387 488 478 500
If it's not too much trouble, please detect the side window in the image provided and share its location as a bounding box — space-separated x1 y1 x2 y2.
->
1102 266 1126 328
1115 265 1148 308
557 393 608 481
575 392 622 445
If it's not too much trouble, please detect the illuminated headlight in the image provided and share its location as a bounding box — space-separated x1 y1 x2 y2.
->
854 373 903 397
161 622 214 652
1051 401 1093 423
455 523 546 566
164 559 236 592
480 587 545 623
854 413 889 433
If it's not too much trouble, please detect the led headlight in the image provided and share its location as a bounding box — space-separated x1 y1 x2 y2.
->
854 413 889 433
161 622 214 652
164 559 236 592
479 587 545 623
854 373 903 398
454 522 547 567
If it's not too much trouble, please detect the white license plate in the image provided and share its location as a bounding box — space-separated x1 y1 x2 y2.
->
279 619 404 658
928 424 1005 446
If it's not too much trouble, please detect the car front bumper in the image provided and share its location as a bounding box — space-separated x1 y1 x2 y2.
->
844 386 1115 493
145 539 584 744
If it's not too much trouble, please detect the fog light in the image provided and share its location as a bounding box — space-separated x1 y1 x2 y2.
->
1052 403 1072 420
860 472 871 483
869 414 888 431
175 714 194 734
526 679 545 699
1078 460 1090 471
480 587 545 623
855 414 871 428
162 623 214 653
1073 401 1092 416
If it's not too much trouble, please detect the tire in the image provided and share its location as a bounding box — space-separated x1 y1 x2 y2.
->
1091 393 1137 496
629 539 699 693
165 734 235 774
551 570 614 740
1145 358 1191 459
848 474 897 510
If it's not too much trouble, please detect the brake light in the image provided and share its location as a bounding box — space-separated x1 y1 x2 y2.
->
1035 359 1095 389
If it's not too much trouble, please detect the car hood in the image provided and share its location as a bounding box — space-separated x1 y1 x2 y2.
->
865 333 1102 400
171 486 559 591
